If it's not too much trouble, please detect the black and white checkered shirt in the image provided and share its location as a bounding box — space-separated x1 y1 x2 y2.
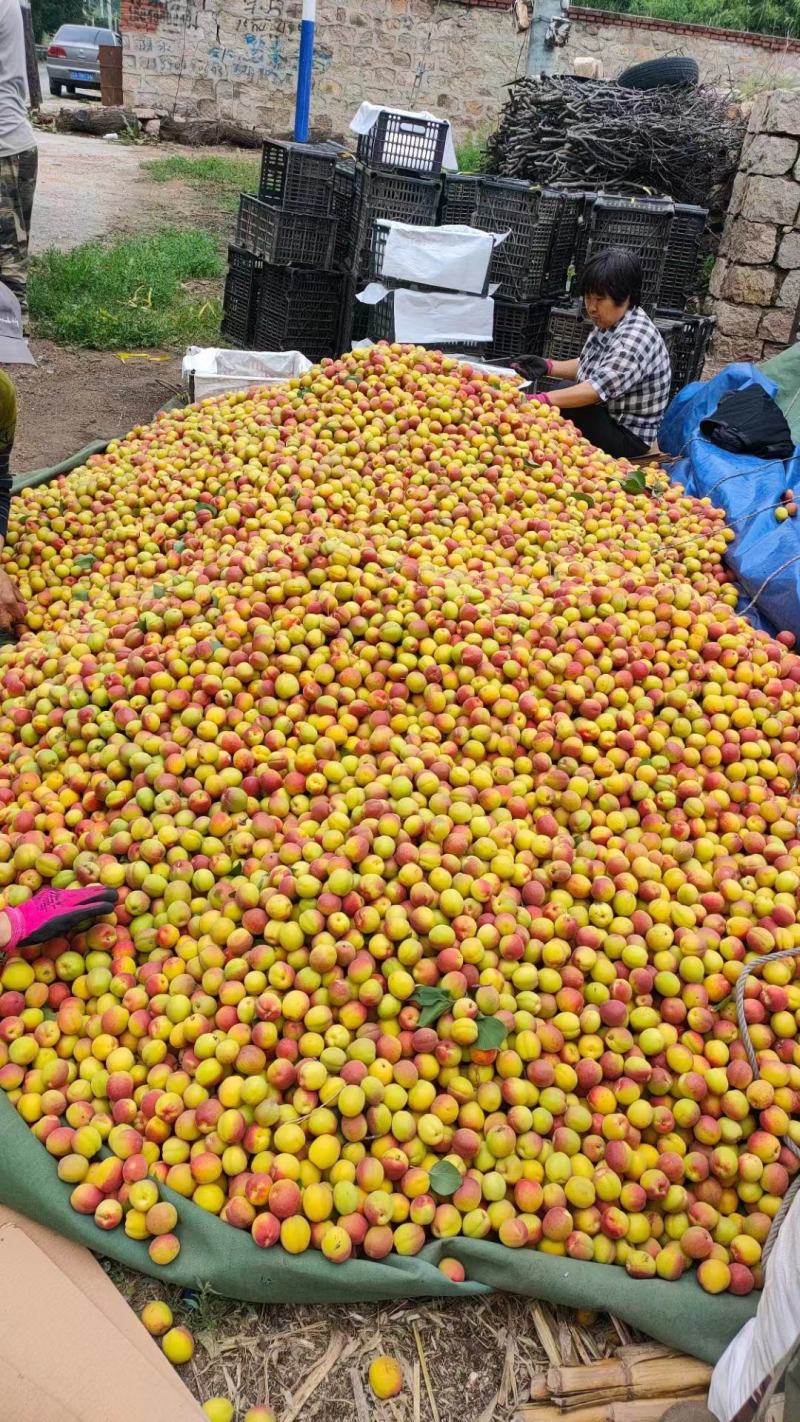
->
578 306 672 444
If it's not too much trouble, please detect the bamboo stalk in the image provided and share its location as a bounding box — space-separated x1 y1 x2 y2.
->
545 1354 711 1405
516 1395 708 1422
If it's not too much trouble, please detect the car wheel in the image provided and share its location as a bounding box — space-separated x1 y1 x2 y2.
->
617 57 700 90
49 79 62 96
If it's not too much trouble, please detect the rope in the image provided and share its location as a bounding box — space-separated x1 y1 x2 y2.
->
735 945 800 1272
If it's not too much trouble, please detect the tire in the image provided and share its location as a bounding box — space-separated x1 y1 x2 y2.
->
617 57 700 90
49 79 62 96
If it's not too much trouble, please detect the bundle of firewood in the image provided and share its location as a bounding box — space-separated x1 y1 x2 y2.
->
485 76 743 222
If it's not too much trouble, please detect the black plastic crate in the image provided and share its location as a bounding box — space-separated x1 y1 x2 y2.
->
254 266 347 365
258 139 336 213
544 302 590 363
661 312 715 397
659 203 707 312
488 299 551 363
459 179 576 302
221 245 263 347
350 293 370 343
237 194 336 268
585 196 674 310
353 167 442 279
356 110 448 175
338 278 357 354
475 178 543 300
572 192 596 286
365 291 487 357
330 160 358 271
544 191 583 298
441 173 482 225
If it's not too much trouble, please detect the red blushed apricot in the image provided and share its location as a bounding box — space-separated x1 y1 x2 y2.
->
251 1212 280 1249
438 1257 466 1282
148 1232 181 1266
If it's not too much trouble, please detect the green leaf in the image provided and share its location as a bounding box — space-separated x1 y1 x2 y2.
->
621 468 647 495
410 986 453 1029
76 554 95 569
173 540 186 553
73 590 89 602
230 861 243 875
575 493 594 508
152 584 165 598
429 1160 462 1196
195 502 216 515
475 1013 508 1051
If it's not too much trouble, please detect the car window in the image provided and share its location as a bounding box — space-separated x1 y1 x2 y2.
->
54 25 100 42
97 29 117 45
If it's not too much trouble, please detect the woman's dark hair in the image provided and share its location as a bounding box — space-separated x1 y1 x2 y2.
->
578 248 643 307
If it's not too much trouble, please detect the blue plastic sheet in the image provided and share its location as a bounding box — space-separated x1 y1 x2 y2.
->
660 364 800 643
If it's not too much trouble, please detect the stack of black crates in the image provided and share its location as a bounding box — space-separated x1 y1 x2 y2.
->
440 176 582 362
540 194 715 397
220 124 714 395
346 113 449 346
223 139 351 365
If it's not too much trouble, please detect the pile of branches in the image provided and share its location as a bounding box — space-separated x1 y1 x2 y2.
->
485 75 744 220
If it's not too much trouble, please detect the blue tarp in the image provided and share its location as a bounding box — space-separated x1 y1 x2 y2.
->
659 364 800 642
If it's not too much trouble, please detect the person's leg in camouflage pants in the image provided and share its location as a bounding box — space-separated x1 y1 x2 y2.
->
0 148 37 315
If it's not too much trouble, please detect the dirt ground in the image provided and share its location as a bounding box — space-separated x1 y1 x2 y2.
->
105 1260 633 1422
14 125 240 469
13 339 184 471
31 128 237 254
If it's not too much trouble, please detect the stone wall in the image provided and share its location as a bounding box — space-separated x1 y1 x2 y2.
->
707 91 800 368
120 0 800 141
560 7 800 89
120 0 525 140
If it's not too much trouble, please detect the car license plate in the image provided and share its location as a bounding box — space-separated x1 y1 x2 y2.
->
69 70 94 81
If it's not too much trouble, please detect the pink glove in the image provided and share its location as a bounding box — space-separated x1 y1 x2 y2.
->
535 392 552 406
3 885 118 952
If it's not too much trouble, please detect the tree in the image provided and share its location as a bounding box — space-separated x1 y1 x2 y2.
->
31 0 91 43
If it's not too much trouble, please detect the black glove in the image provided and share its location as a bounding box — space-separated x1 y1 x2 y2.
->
511 354 552 380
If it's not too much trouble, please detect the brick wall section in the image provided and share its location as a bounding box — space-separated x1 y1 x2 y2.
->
706 92 800 369
121 0 800 138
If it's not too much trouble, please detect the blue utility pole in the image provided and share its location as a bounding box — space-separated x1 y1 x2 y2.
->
294 0 316 142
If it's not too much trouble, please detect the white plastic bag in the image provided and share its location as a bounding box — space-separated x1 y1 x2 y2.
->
377 221 507 295
709 1188 800 1421
182 348 312 401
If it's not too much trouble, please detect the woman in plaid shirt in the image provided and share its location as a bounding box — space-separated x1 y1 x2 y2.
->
530 249 672 459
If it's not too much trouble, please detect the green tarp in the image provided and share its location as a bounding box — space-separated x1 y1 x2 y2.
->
0 1091 755 1365
761 342 800 446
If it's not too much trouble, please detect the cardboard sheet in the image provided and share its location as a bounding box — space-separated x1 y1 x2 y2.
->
0 1207 203 1422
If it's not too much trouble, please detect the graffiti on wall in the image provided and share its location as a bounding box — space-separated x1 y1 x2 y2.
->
125 0 333 83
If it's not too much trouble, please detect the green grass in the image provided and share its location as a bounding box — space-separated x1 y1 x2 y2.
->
29 230 224 350
455 133 488 173
142 154 261 212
